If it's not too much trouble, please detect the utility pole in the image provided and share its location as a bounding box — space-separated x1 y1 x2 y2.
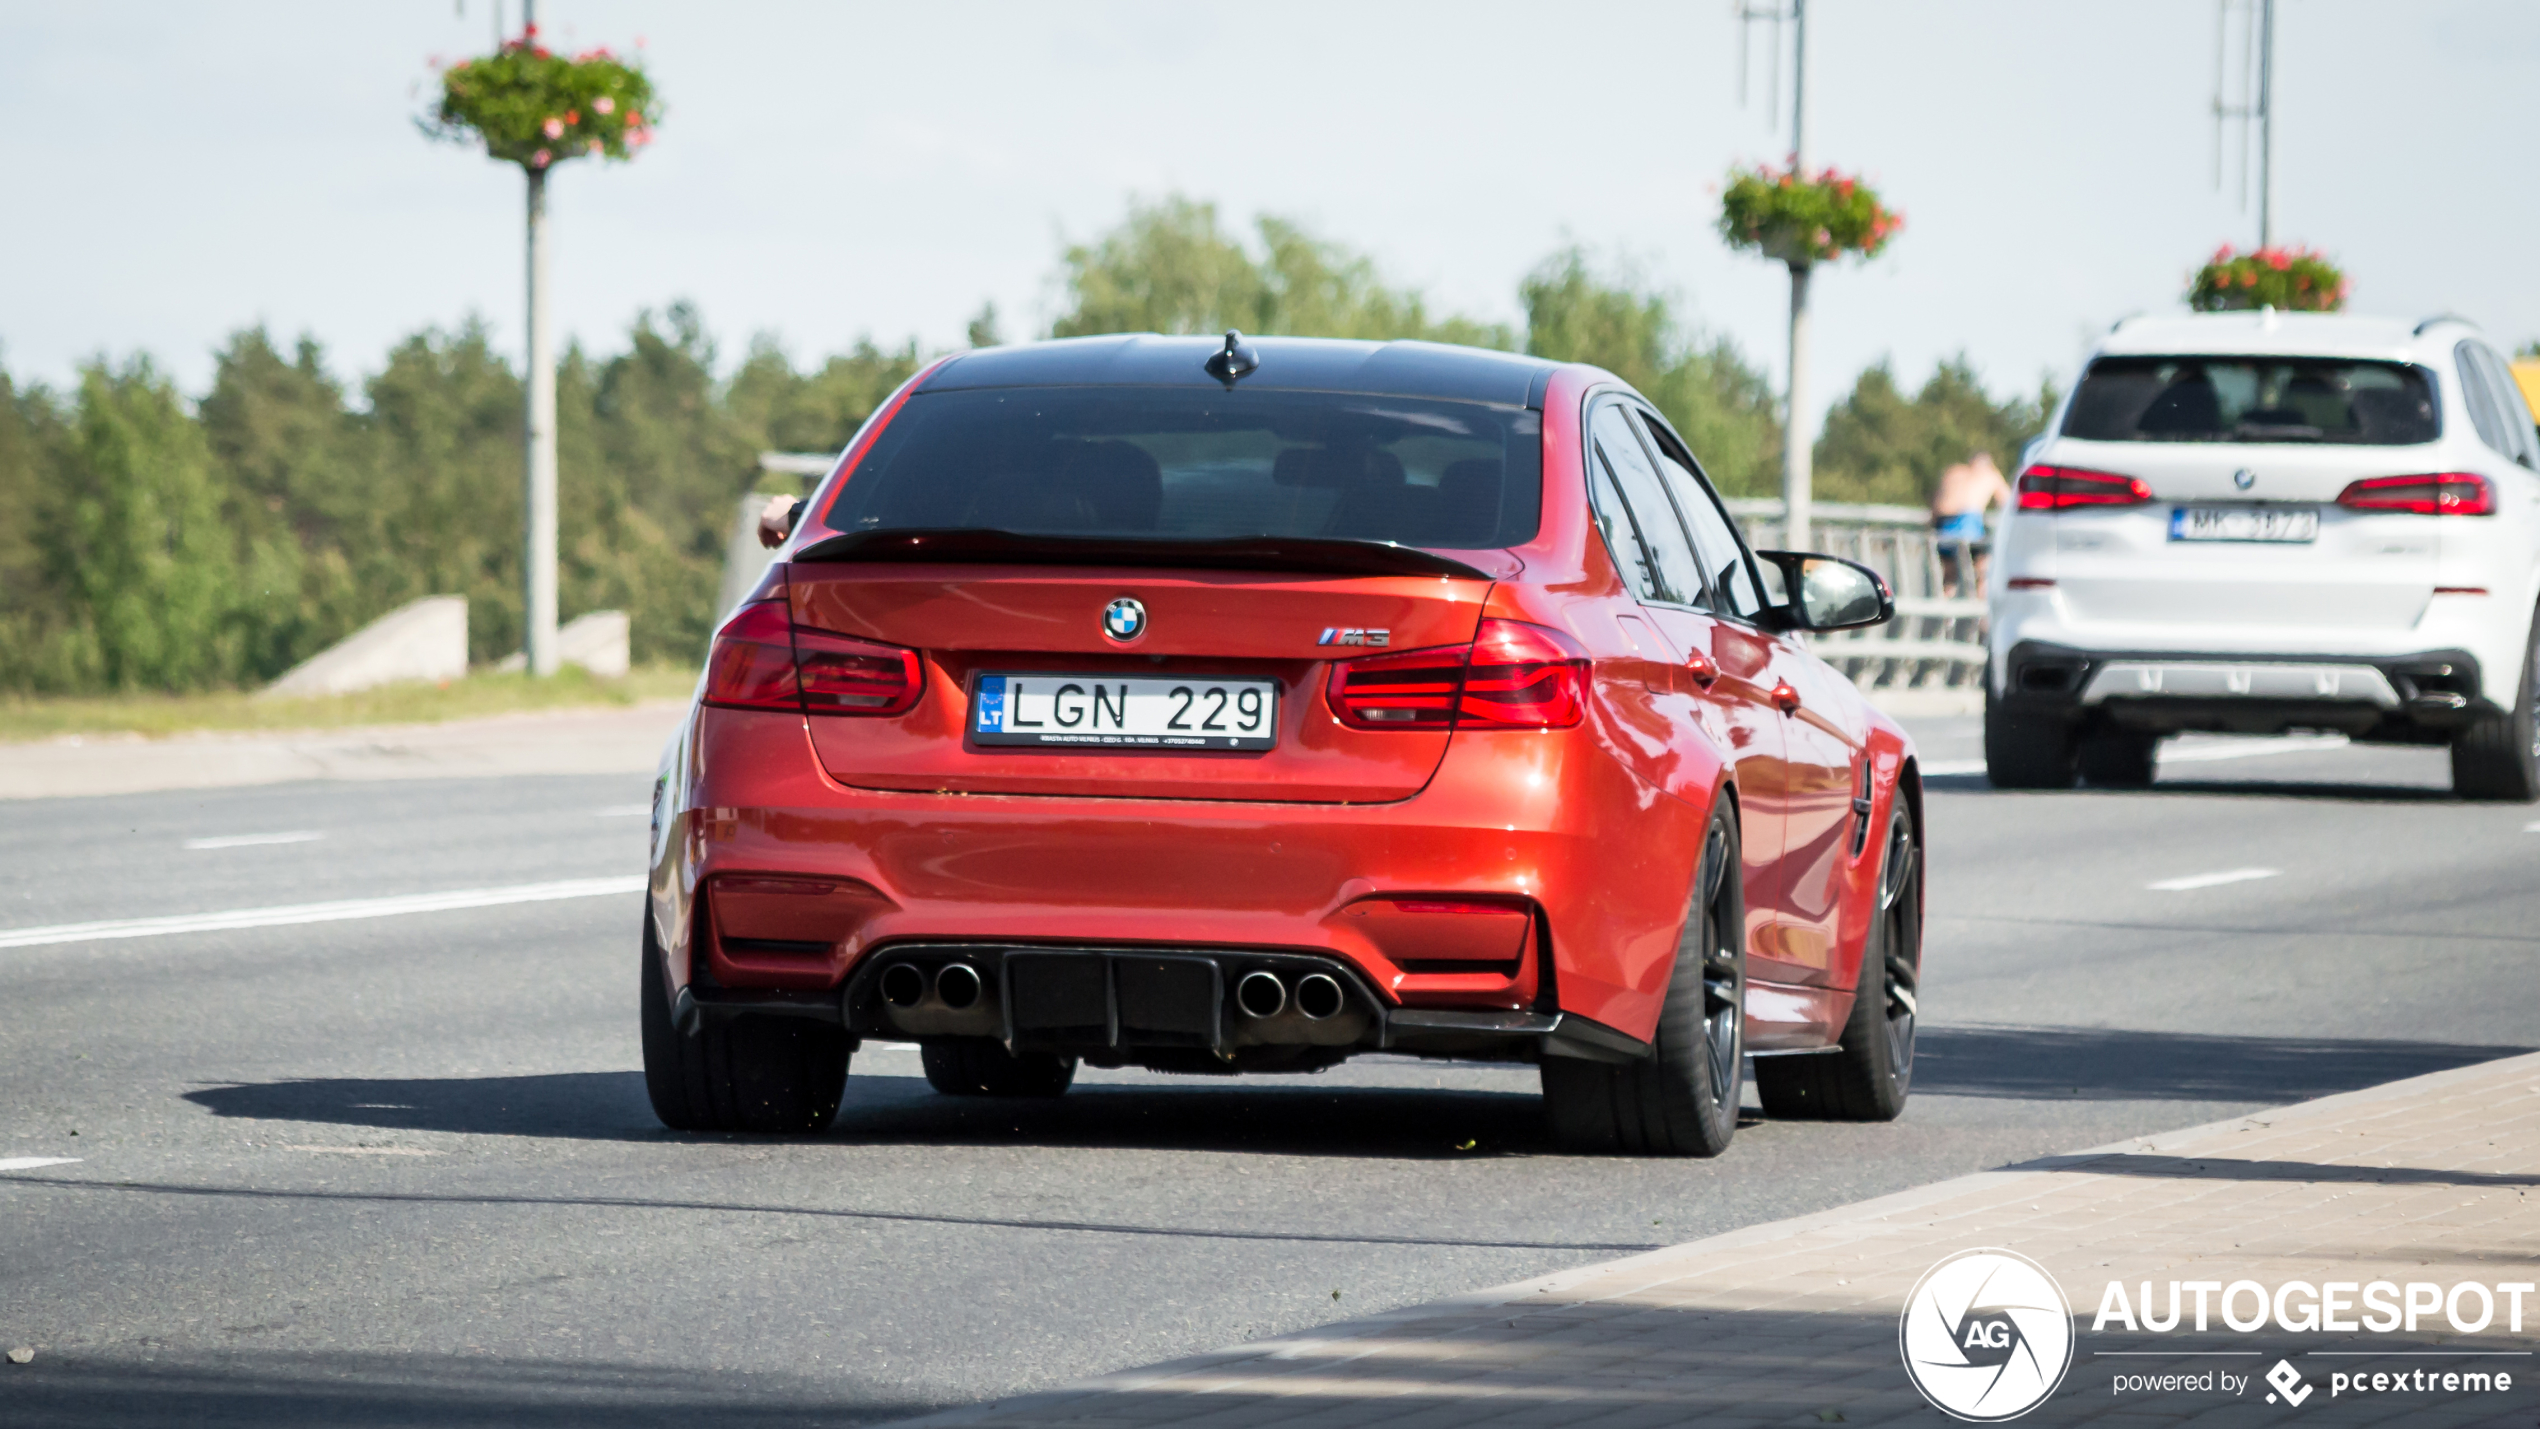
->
520 0 558 675
2213 0 2276 251
2256 0 2275 248
1781 0 1812 554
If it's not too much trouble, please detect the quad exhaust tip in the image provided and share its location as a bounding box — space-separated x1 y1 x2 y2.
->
879 962 926 1009
1234 970 1287 1019
1295 973 1345 1020
935 962 983 1010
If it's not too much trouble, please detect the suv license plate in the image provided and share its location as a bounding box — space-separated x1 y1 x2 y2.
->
2170 505 2319 543
971 674 1278 751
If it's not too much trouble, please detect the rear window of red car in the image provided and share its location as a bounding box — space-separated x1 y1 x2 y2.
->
816 386 1542 550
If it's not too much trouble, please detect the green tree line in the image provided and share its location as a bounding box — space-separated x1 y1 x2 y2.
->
0 195 2049 695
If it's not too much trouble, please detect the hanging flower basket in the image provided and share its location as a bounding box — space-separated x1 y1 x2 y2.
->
424 25 659 173
1719 162 1902 268
2189 245 2347 312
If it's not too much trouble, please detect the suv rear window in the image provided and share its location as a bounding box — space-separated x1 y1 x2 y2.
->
2063 357 2439 445
818 387 1543 549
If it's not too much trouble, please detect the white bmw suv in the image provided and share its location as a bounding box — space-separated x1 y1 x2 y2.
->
1987 311 2540 800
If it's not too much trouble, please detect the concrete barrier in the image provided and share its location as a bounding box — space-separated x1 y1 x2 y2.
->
491 610 630 676
261 596 468 698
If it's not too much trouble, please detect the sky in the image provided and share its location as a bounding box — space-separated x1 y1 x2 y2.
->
4 1 2537 436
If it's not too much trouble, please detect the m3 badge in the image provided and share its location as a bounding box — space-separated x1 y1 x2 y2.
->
1317 627 1391 647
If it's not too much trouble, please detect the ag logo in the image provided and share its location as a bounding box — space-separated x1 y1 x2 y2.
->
1101 597 1147 642
1900 1248 2074 1421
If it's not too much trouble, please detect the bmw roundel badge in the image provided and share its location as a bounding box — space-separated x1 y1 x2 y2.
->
1101 597 1147 642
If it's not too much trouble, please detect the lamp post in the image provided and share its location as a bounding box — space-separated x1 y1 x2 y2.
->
524 109 558 674
424 8 657 674
1781 0 1812 554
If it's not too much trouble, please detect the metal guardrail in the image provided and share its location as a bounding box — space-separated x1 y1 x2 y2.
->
1726 500 1993 691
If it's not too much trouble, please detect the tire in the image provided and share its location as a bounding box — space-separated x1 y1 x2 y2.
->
640 918 852 1133
920 1038 1077 1098
2451 611 2540 803
1755 796 1920 1122
1984 683 2077 789
2076 731 2160 788
1542 802 1744 1158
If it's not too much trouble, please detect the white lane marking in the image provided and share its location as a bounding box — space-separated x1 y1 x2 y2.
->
593 805 651 818
2148 867 2281 892
285 1145 435 1156
0 1157 81 1172
1922 759 1986 776
2160 733 2350 764
0 875 647 951
183 830 324 851
2524 820 2540 834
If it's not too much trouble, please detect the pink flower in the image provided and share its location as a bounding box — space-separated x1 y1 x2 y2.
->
2268 251 2290 270
594 96 615 115
532 148 551 168
543 116 565 139
564 109 579 125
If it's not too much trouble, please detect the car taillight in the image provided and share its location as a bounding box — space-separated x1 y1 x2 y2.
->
1327 618 1587 732
2016 465 2154 510
2335 472 2495 516
702 598 924 716
702 600 800 711
793 627 924 715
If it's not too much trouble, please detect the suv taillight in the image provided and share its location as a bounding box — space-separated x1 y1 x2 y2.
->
2017 465 2153 510
703 598 924 716
1328 618 1587 731
2336 472 2495 516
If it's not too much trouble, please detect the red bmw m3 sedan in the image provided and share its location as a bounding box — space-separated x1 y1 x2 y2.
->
642 333 1925 1156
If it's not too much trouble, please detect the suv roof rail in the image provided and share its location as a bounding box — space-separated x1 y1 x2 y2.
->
2108 312 2143 334
2413 313 2478 336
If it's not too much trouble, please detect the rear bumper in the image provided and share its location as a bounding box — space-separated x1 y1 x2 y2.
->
1997 639 2493 737
676 942 1652 1069
653 706 1711 1047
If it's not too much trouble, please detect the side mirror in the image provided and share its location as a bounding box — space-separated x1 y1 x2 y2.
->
1753 550 1894 632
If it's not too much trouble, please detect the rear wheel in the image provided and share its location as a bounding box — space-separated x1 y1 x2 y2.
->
2451 612 2540 803
1542 803 1743 1157
920 1038 1077 1098
2076 731 2160 788
640 919 852 1133
1984 684 2077 789
1755 796 1919 1121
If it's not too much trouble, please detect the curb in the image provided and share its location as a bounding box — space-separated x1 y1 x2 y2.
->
887 1047 2540 1427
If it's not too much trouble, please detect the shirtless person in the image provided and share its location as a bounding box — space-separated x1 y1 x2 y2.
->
1931 450 2010 595
757 494 803 549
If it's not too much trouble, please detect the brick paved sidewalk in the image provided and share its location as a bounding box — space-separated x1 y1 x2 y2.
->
898 1052 2540 1429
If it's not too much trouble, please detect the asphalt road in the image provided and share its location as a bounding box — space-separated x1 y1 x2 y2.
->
2 719 2534 1426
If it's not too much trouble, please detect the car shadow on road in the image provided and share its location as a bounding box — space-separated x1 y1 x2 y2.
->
0 1347 933 1429
1916 1025 2529 1103
180 1069 1561 1160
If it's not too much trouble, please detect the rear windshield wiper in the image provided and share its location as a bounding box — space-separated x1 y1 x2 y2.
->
791 527 1497 580
2228 421 2326 442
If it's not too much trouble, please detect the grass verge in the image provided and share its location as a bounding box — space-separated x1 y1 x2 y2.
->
0 665 698 744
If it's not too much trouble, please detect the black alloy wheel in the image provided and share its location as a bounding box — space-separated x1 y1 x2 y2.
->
1541 802 1744 1157
1984 683 2079 789
1755 794 1920 1121
2451 609 2540 803
640 918 853 1133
